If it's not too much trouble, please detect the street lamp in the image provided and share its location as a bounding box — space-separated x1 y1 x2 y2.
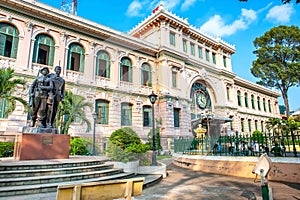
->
92 112 97 156
148 91 158 166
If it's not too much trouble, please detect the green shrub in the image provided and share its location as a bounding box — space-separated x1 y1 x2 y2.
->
106 127 150 163
69 137 92 155
0 142 14 157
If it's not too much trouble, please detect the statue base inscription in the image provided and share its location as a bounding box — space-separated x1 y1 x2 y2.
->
14 128 70 160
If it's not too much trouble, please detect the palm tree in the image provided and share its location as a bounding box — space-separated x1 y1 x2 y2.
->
55 90 93 134
0 68 27 116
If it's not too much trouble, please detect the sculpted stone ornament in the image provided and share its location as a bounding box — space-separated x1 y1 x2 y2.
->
25 66 65 134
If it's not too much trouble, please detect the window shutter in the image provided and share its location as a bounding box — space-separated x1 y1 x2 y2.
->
0 34 6 56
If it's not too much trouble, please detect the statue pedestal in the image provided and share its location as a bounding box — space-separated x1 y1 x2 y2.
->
14 127 70 160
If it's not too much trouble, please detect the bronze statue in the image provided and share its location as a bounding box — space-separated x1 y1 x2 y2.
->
47 66 65 128
29 67 53 128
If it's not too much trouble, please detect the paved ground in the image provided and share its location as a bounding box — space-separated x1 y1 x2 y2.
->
133 159 300 200
2 158 299 200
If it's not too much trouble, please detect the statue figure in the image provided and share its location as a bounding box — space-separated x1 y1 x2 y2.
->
47 66 65 128
29 67 53 128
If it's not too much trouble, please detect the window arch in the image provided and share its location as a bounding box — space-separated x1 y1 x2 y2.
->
268 100 272 112
96 51 110 78
237 91 242 106
0 23 19 58
244 93 249 108
257 96 261 110
121 102 132 126
120 57 132 82
32 34 55 66
95 99 109 124
67 43 85 72
141 63 152 86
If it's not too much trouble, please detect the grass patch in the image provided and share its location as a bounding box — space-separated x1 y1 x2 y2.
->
156 155 172 160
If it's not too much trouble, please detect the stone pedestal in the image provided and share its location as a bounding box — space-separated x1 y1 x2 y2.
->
14 127 70 160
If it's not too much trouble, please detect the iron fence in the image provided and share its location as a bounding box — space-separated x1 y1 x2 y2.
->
174 130 300 157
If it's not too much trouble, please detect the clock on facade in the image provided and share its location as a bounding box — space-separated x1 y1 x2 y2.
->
196 92 207 109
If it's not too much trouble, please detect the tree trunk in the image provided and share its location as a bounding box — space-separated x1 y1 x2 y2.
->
282 91 290 118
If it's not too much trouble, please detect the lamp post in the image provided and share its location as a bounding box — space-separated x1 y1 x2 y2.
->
92 112 97 156
148 91 158 166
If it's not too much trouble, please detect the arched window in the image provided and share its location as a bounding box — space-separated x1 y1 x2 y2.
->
237 91 242 106
32 34 55 66
251 95 255 109
95 99 109 124
120 57 132 82
0 23 19 58
257 96 261 111
143 105 152 127
67 43 85 72
244 93 249 108
96 51 110 78
141 63 152 86
263 98 266 112
268 100 272 112
121 103 132 126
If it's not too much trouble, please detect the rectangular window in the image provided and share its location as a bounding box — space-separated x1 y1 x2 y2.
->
212 53 216 64
96 100 109 124
169 32 176 46
172 71 177 88
0 98 9 118
248 119 252 133
143 106 152 127
174 108 180 128
121 103 132 126
255 120 258 130
190 43 195 56
223 56 227 67
226 87 230 101
261 121 264 132
241 119 244 132
183 39 187 52
198 47 203 58
205 50 210 61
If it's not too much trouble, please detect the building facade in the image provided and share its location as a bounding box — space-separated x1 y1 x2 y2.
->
0 1 280 151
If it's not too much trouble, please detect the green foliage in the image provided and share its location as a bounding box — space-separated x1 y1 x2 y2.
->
147 127 162 150
106 127 150 163
251 25 300 117
55 90 93 134
0 142 14 157
69 137 92 155
252 130 264 144
0 68 28 115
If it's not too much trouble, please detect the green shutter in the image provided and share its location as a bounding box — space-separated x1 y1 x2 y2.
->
32 38 40 63
0 34 6 56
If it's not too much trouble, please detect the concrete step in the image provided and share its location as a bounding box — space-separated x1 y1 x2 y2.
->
0 168 124 187
0 163 114 178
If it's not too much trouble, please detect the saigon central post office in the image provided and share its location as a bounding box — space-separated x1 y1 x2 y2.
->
0 1 280 151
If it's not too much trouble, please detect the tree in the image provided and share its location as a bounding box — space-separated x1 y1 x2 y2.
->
0 68 27 115
239 0 299 4
250 25 300 117
55 90 93 134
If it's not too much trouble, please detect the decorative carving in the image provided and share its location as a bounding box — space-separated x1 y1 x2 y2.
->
25 21 33 32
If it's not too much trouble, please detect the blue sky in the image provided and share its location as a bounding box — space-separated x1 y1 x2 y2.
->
39 0 300 111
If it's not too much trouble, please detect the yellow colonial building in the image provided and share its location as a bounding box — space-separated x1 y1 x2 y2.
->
0 0 280 151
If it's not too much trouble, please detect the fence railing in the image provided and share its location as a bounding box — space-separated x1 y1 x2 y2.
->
174 130 300 157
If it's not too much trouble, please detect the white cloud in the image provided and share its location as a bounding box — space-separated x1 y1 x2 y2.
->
200 9 257 37
266 4 295 23
126 0 143 17
181 0 197 11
